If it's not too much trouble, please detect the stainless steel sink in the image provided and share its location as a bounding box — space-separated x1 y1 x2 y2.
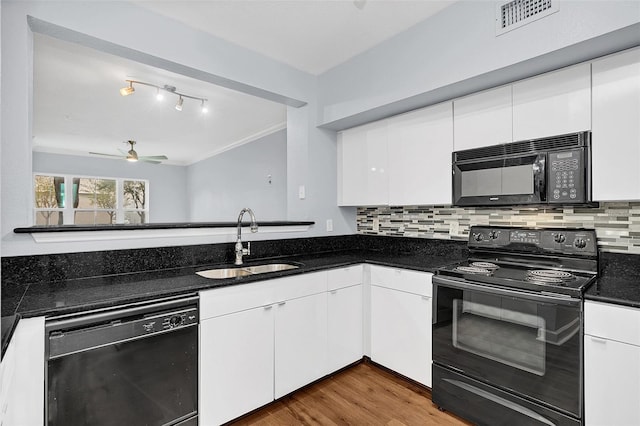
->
244 263 299 274
196 263 299 279
196 268 253 279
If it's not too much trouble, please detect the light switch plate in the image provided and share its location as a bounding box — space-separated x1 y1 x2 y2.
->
298 185 306 199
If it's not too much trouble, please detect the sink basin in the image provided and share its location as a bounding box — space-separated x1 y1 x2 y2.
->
196 268 253 279
196 263 299 279
244 263 299 274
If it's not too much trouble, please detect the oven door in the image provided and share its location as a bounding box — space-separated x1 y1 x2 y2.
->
432 276 582 418
452 153 546 206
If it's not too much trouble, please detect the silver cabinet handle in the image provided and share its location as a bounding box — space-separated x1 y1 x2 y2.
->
263 304 273 310
330 290 338 295
589 336 608 344
278 301 286 306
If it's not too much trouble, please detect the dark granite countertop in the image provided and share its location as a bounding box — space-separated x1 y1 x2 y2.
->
585 252 640 308
9 250 458 319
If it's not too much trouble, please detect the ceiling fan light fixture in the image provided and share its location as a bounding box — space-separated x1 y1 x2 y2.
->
119 81 135 96
175 96 184 111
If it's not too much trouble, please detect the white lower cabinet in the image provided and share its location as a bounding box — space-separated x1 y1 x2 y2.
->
199 271 329 425
274 292 328 398
327 265 364 372
584 301 640 426
327 284 363 372
0 317 45 426
200 306 274 426
200 263 435 425
369 266 432 387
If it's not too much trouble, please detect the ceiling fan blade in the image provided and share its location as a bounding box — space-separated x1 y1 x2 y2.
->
139 155 168 160
89 152 126 158
139 158 163 164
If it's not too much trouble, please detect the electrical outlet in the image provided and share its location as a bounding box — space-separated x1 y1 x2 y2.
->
326 219 333 232
298 185 306 199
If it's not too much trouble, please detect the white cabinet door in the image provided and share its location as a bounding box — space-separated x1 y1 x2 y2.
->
592 47 640 201
388 102 453 205
584 335 640 426
453 85 513 151
337 120 388 206
200 306 274 426
370 285 432 386
513 63 591 141
274 292 328 398
0 317 45 426
327 284 363 372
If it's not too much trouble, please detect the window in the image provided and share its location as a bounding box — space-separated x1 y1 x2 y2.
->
34 174 148 225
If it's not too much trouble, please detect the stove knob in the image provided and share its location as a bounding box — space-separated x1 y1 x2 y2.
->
554 233 566 243
473 233 484 242
574 238 587 249
488 231 498 240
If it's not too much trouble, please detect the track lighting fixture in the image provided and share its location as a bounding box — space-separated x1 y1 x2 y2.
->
119 81 135 96
120 79 208 113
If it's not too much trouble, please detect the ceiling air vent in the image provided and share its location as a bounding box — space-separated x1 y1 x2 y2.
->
496 0 559 36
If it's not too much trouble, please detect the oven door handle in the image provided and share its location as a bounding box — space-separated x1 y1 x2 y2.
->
432 276 581 306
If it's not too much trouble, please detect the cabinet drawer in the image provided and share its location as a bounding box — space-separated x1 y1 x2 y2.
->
272 271 327 302
200 282 276 320
369 265 432 297
327 265 363 291
200 272 328 319
585 301 640 346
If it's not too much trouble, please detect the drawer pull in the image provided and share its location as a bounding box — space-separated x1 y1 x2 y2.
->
278 301 286 306
589 336 608 344
330 290 338 295
263 304 273 310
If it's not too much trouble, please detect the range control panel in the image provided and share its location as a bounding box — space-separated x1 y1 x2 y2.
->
468 226 597 256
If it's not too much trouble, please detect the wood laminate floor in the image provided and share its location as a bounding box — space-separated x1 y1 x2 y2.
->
229 362 472 426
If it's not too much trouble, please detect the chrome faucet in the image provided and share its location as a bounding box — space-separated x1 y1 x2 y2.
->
235 208 258 265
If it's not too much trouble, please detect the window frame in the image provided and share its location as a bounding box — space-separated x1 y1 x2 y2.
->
33 173 150 225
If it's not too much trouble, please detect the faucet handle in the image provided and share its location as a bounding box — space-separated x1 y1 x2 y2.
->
243 241 251 256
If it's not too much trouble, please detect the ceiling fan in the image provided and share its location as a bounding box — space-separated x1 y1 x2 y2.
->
89 140 168 164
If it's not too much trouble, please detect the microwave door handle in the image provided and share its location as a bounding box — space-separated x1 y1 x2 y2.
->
535 155 546 202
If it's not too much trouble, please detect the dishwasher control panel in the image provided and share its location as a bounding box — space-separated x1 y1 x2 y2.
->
142 307 199 333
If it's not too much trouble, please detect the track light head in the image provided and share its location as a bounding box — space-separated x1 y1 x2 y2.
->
120 81 135 96
201 100 208 114
156 87 164 101
175 96 184 111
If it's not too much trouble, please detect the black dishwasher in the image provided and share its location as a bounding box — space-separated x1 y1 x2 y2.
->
46 295 199 426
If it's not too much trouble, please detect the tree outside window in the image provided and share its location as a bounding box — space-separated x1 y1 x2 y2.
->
33 174 148 225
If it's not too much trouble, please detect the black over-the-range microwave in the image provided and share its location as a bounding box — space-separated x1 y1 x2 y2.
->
452 131 593 207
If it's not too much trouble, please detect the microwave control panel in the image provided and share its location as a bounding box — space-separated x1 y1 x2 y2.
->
548 149 585 203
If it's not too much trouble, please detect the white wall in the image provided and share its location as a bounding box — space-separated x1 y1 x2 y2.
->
317 0 640 130
33 152 189 223
188 129 287 221
1 1 357 256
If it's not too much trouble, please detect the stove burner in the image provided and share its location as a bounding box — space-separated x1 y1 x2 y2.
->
527 269 576 284
454 265 493 275
471 262 499 270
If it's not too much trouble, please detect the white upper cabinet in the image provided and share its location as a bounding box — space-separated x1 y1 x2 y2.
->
513 63 591 141
592 47 640 201
387 102 453 205
453 85 512 151
337 120 388 206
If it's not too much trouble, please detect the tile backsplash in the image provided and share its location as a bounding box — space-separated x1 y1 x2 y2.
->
357 202 640 254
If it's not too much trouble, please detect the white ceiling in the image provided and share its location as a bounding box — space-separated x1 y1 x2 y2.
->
33 1 456 165
135 0 456 75
33 34 287 165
